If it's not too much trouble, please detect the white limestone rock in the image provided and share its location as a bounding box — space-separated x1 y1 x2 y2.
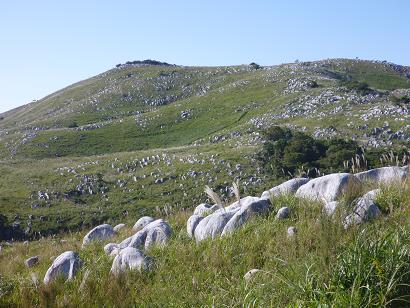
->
104 243 119 255
82 224 115 246
296 173 355 202
132 216 155 232
186 214 203 238
193 203 222 216
343 189 381 228
25 256 39 267
110 247 150 276
244 269 261 282
194 211 235 242
323 201 339 216
276 207 290 219
113 223 126 232
261 178 310 200
354 166 408 185
119 219 172 250
221 198 270 236
287 226 297 237
43 251 81 284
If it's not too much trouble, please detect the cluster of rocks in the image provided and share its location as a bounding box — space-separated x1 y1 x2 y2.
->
75 122 108 131
283 78 318 94
26 164 409 285
187 197 270 242
186 165 408 242
42 216 172 284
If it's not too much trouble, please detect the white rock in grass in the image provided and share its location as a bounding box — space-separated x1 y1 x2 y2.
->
296 173 355 202
186 214 203 238
120 219 172 250
276 207 290 219
44 251 81 284
261 178 310 200
354 166 407 185
82 224 115 246
25 256 39 267
287 226 297 237
323 201 339 216
132 216 154 232
104 243 119 255
244 269 261 282
145 227 170 250
221 198 270 236
113 223 126 232
224 196 261 212
194 211 235 242
110 247 150 276
343 189 381 228
193 203 221 217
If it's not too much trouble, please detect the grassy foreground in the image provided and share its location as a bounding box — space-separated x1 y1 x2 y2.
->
1 181 409 307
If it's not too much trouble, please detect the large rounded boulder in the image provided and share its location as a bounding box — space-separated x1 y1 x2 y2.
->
110 247 151 276
221 198 270 236
44 251 81 284
82 224 115 246
261 178 310 200
295 173 355 202
189 197 270 242
132 216 155 232
116 219 172 251
354 166 408 185
343 189 381 228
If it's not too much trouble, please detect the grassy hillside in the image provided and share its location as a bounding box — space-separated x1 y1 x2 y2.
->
0 58 409 239
1 181 409 306
0 58 410 306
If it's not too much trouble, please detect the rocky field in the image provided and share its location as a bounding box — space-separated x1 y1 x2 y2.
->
0 58 410 306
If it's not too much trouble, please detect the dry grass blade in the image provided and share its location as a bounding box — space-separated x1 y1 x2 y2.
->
204 185 223 206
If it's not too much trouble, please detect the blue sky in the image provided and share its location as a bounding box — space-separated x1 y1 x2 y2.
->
1 0 409 113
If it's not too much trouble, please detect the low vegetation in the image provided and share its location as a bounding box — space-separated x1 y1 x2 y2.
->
0 181 409 306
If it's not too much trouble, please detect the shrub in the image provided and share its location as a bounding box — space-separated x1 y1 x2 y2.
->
249 62 262 70
257 126 360 177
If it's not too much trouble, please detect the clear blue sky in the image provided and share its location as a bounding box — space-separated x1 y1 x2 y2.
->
1 0 409 113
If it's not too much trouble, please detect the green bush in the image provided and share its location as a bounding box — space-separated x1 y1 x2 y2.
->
257 126 359 177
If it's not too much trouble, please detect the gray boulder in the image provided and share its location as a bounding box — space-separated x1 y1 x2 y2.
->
82 224 115 246
119 219 172 250
194 211 235 242
113 223 126 232
287 226 297 237
110 247 150 276
276 207 290 219
193 203 221 216
25 256 39 267
104 243 119 255
261 178 310 200
145 227 170 250
221 198 270 236
186 214 203 238
132 216 155 232
224 196 261 212
354 166 408 185
296 173 355 202
323 201 339 216
43 251 81 284
343 189 381 228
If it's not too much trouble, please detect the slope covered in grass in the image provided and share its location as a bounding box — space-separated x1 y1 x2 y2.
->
1 181 409 306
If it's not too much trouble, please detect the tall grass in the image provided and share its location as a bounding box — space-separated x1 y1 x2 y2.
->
1 183 409 306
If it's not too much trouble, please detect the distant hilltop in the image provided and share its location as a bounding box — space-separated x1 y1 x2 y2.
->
115 59 176 68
